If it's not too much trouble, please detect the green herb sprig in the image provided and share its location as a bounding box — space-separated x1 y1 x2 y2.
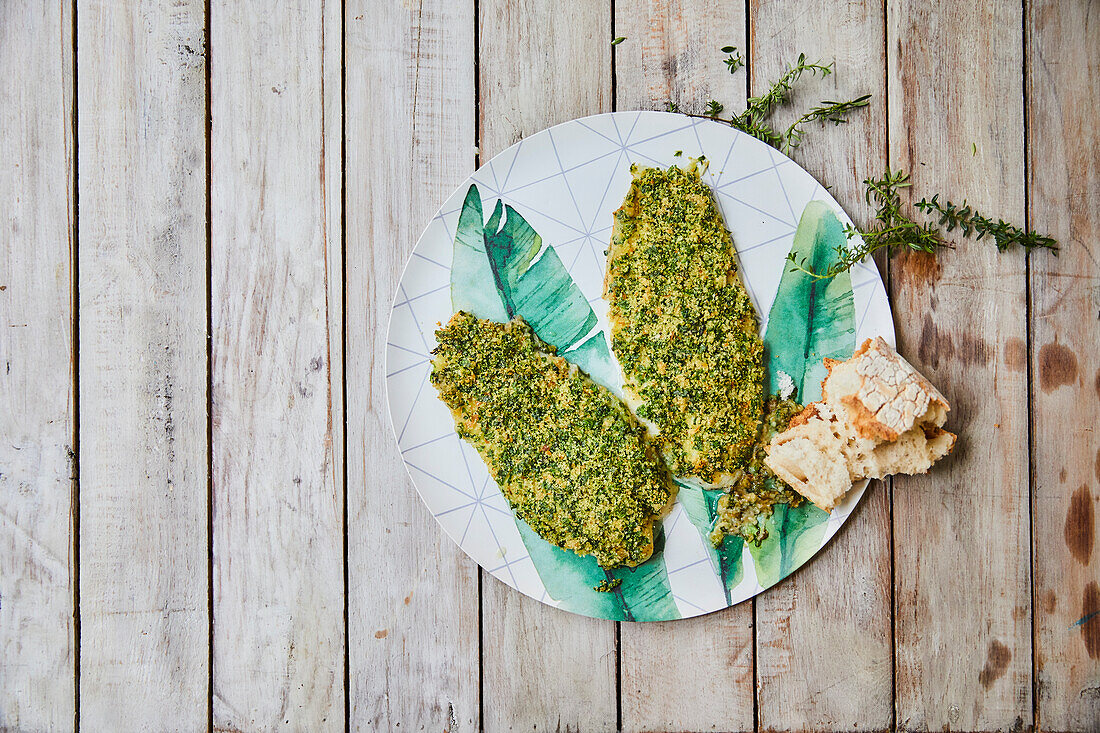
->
786 168 1058 280
915 195 1057 252
674 52 865 152
719 54 838 149
664 48 1059 277
721 45 744 73
783 94 872 152
743 53 833 123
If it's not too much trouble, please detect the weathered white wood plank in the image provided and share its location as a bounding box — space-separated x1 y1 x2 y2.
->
888 1 1032 729
76 0 209 727
210 1 344 728
1028 1 1100 730
620 615 753 733
614 3 756 730
478 1 618 730
749 2 894 730
614 0 745 115
345 0 480 729
0 1 75 729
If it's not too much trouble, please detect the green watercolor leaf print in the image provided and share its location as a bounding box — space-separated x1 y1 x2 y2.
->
515 520 678 621
748 502 829 588
678 482 744 605
612 528 679 621
450 184 677 621
748 201 856 588
452 185 619 390
452 187 509 324
766 199 856 403
561 331 619 395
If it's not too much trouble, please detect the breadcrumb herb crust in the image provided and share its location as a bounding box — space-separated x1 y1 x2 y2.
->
430 312 673 567
606 164 766 484
710 395 806 545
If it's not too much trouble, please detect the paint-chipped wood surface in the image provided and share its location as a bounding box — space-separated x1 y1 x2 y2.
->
1027 1 1100 729
210 0 344 729
1 1 1097 731
0 2 74 730
889 1 1033 730
345 1 481 730
76 0 210 728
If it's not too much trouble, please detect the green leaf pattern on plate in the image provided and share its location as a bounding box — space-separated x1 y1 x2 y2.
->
449 184 677 621
747 200 856 587
450 185 858 618
747 501 830 588
678 482 744 605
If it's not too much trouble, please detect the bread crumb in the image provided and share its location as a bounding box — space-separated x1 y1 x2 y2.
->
777 370 795 400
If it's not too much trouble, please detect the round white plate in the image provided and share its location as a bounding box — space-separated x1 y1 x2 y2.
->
386 111 893 621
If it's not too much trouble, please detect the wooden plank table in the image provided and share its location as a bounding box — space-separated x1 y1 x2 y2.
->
1 1 1096 730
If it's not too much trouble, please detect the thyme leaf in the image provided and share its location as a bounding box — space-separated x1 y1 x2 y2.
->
721 45 745 73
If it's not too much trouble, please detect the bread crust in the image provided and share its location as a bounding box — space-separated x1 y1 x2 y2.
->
824 336 950 441
764 338 955 511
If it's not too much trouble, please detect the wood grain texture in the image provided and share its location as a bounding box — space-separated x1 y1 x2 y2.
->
4 0 1098 726
1027 1 1100 730
210 1 344 728
0 1 75 729
888 1 1032 729
478 1 618 730
614 0 745 115
345 0 480 729
749 2 894 730
620 615 753 733
76 0 208 727
613 3 755 731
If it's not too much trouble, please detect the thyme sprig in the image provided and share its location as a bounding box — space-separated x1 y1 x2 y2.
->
723 54 837 148
783 94 872 152
672 52 864 152
786 169 1058 280
743 53 833 123
915 195 1057 252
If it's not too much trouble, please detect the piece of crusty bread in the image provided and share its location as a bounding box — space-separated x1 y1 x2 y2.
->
764 337 956 511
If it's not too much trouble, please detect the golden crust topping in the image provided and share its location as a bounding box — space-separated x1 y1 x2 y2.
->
823 336 949 441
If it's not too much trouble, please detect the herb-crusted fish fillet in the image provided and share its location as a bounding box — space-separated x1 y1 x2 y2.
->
430 312 674 567
605 164 765 485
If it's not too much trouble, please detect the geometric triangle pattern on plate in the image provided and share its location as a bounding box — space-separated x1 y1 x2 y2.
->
387 111 895 621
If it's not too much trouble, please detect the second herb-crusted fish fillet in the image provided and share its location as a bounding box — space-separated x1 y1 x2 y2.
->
430 312 674 568
605 164 765 485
